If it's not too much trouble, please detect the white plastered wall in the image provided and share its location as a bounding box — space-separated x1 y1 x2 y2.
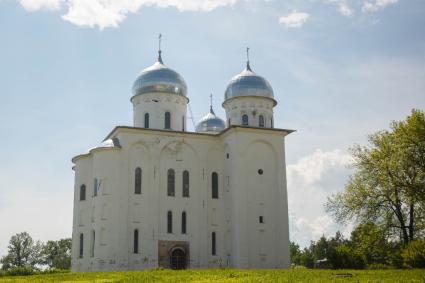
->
222 97 275 128
71 127 290 271
131 93 188 131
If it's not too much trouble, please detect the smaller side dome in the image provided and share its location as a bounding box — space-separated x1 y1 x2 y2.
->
196 107 226 134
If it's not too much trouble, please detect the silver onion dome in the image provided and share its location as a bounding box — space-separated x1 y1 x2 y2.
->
132 52 187 97
196 107 226 133
224 62 276 105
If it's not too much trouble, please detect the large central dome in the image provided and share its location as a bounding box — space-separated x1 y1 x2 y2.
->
224 63 276 105
132 53 187 97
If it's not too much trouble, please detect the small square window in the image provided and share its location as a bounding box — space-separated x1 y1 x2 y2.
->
259 216 264 223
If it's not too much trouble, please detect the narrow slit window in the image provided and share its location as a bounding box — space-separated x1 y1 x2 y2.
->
259 115 265 127
144 113 149 128
80 185 86 201
182 170 189 197
242 114 249 126
134 229 139 254
212 172 218 199
165 112 171 129
167 211 173 233
79 233 84 258
182 116 185 131
167 169 175 196
91 230 95 257
212 232 216 255
182 211 187 234
93 178 98 197
135 167 142 194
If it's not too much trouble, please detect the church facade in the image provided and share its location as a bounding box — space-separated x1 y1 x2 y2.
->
71 48 292 271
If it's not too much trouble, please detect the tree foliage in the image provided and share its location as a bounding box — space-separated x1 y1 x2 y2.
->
326 109 425 245
41 239 71 270
0 232 42 270
0 233 71 271
401 240 425 268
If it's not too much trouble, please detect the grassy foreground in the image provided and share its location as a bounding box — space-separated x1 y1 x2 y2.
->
0 268 424 283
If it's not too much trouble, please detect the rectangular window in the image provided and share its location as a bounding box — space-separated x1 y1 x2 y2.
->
259 216 264 224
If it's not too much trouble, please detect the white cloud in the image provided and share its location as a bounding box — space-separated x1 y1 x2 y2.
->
19 0 63 11
279 11 310 28
17 0 241 29
337 2 353 17
362 0 398 13
287 149 352 186
323 0 354 17
287 149 353 246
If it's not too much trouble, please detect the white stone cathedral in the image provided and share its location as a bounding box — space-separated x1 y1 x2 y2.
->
71 45 292 272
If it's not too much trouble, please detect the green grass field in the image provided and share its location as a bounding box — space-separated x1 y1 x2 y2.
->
0 269 424 283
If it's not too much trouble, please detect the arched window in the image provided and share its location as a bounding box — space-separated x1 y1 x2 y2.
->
93 178 98 197
133 229 139 254
80 185 86 201
167 169 175 196
90 230 95 257
242 114 249 126
79 233 84 258
182 170 189 197
259 115 265 127
181 211 187 234
144 113 149 128
165 112 171 129
135 167 142 194
167 211 173 233
212 232 216 255
212 172 218 199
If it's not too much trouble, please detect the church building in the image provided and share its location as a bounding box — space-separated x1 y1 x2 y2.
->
71 44 292 271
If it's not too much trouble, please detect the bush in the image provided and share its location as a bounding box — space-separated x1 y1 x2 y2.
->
367 263 392 270
329 245 367 269
402 240 425 268
5 267 35 276
40 268 70 274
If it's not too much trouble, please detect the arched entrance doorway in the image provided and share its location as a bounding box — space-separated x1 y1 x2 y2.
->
170 248 186 270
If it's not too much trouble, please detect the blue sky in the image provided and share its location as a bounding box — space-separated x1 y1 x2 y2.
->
0 0 424 256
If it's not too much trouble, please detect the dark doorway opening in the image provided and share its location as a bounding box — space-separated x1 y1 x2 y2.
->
170 248 186 270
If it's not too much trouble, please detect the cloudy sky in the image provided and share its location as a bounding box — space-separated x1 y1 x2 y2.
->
0 0 424 256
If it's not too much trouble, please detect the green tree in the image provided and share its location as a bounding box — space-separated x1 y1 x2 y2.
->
41 238 71 269
326 109 425 245
0 232 42 270
328 244 367 269
289 242 302 265
401 240 425 268
348 222 390 264
311 236 329 261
